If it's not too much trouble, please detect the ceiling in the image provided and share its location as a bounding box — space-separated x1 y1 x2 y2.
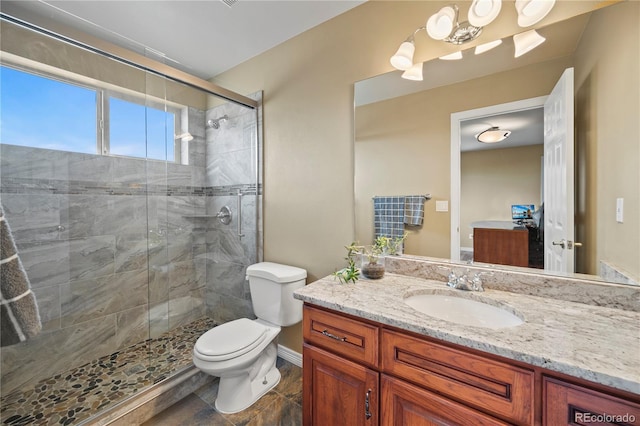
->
1 0 364 80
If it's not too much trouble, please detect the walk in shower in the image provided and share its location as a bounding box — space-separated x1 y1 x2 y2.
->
0 12 262 425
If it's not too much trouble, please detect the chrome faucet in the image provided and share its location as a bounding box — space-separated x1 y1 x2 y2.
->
447 269 485 292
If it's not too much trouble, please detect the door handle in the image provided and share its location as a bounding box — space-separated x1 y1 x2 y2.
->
552 240 583 249
365 389 372 420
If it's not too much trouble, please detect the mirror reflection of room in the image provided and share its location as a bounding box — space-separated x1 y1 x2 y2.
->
354 1 638 286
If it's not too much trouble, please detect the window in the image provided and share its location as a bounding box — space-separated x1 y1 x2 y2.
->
0 65 96 154
0 65 180 162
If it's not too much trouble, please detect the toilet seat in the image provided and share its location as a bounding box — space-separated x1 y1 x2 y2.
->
194 318 268 362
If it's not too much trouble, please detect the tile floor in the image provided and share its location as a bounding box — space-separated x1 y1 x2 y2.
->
143 358 302 426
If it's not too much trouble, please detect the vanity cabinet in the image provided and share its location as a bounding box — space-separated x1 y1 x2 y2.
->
543 377 640 425
302 304 639 426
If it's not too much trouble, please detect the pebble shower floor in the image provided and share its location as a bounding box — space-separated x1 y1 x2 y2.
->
1 318 215 425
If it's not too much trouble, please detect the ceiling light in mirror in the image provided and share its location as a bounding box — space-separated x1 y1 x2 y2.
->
476 126 511 143
468 0 502 27
390 40 415 70
401 62 423 81
513 29 546 57
440 51 463 60
516 0 556 27
475 39 502 54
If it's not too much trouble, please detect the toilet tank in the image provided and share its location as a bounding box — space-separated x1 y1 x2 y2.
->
246 262 307 326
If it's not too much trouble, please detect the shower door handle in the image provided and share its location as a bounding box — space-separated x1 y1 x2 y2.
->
237 190 245 238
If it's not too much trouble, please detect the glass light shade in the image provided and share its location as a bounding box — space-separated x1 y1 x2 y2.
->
474 39 502 55
401 62 423 81
515 0 556 27
426 6 456 40
468 0 502 27
439 51 463 60
513 29 546 57
476 127 511 143
390 41 415 70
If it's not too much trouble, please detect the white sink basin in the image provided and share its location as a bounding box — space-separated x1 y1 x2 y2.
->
404 292 524 329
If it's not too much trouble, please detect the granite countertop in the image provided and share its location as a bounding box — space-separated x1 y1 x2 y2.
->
294 273 640 395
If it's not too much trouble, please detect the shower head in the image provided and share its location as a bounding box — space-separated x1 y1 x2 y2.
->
206 115 228 129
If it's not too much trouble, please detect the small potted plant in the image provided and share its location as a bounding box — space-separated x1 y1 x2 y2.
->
332 242 361 284
360 242 386 279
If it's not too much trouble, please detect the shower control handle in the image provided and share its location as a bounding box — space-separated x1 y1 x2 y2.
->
237 191 245 238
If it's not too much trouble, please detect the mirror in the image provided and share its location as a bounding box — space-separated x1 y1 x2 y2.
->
354 1 639 286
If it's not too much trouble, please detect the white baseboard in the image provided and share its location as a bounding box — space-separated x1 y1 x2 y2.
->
278 344 302 368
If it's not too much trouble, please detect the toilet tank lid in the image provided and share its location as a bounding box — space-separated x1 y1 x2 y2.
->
246 262 307 283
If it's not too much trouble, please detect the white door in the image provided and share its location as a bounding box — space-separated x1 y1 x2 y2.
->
544 68 575 273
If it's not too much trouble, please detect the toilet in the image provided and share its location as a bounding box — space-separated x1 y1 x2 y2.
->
192 262 306 414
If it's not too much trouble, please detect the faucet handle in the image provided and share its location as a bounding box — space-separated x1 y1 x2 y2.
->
471 273 485 292
447 271 458 288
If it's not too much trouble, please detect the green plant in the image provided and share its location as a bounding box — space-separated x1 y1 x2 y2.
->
375 232 409 255
332 242 361 284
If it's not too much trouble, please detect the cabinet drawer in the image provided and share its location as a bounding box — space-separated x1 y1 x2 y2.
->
543 377 640 425
381 374 510 426
382 329 534 425
303 305 379 368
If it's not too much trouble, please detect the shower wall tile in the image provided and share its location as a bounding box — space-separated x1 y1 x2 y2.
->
67 153 113 183
115 233 149 273
205 260 250 300
0 194 65 241
115 305 150 348
168 259 201 300
187 107 206 139
206 148 254 187
60 268 148 327
0 144 70 181
17 239 71 288
110 156 146 184
205 291 254 325
66 195 147 238
149 267 170 306
68 235 116 281
32 285 61 332
169 291 206 329
149 302 169 339
0 315 117 394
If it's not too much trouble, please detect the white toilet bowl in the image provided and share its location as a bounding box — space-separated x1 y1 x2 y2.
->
193 318 281 413
192 262 307 414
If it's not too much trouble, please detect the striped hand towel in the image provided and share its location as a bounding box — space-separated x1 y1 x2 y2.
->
1 207 42 347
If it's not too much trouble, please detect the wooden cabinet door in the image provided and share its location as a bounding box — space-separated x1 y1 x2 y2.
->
544 377 640 425
381 375 510 426
303 344 378 426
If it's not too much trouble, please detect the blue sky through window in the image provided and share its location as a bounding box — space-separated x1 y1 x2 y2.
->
1 65 175 161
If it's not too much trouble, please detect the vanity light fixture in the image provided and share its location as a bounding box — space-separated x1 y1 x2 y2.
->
389 0 555 75
515 0 556 27
474 39 502 55
401 62 424 80
439 51 464 60
513 29 546 58
468 0 502 27
476 126 511 143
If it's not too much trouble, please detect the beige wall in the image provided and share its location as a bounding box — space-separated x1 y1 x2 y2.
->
460 145 543 249
573 1 640 278
210 1 616 352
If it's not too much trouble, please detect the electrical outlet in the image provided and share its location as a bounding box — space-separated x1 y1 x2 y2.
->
468 233 473 239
